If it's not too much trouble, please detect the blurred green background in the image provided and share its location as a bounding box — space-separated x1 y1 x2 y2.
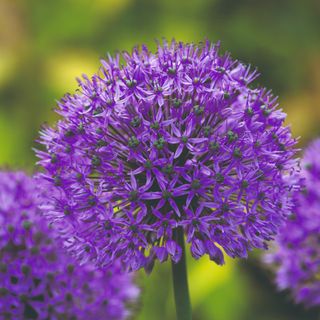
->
1 0 320 319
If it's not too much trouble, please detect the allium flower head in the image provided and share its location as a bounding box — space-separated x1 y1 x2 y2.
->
37 40 298 272
265 139 320 307
0 171 139 319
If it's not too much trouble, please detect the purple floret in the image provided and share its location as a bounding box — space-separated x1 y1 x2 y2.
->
265 139 320 307
36 40 299 272
0 171 139 320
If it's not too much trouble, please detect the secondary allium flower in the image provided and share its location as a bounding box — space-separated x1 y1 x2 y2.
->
0 171 139 319
265 139 320 307
37 40 298 272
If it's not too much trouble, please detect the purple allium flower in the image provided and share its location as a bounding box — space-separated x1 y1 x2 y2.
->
265 139 320 307
0 171 139 319
36 40 298 272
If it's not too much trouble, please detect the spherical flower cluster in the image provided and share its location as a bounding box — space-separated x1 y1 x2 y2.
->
265 139 320 307
0 171 139 320
37 40 298 272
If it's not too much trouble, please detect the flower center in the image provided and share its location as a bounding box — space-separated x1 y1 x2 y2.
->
87 196 96 207
227 130 238 143
192 219 199 227
162 191 172 199
63 207 71 216
150 122 160 130
130 116 141 128
191 179 201 190
246 107 254 116
168 67 176 75
155 86 163 93
104 220 112 230
154 137 165 150
233 148 242 159
193 105 204 116
172 98 182 108
163 164 173 174
221 203 229 212
91 155 101 167
64 129 75 138
128 136 140 148
241 180 249 188
129 225 138 233
129 190 139 201
181 136 188 143
162 220 169 227
193 77 200 84
209 141 220 152
215 173 224 184
203 126 211 137
96 139 107 147
126 79 137 88
144 160 152 169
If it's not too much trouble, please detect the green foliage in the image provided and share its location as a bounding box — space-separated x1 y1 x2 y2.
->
0 0 319 318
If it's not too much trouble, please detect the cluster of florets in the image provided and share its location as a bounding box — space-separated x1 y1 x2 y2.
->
37 40 298 272
265 139 320 307
0 171 139 319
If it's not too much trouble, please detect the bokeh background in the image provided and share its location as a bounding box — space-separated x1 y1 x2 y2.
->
1 0 320 319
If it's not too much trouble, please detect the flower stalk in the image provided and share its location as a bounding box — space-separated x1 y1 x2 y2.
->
171 227 192 320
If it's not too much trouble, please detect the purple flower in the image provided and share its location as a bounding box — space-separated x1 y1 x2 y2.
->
36 40 299 272
0 171 139 319
265 139 320 308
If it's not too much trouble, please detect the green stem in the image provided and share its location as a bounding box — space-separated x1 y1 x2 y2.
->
171 227 192 320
